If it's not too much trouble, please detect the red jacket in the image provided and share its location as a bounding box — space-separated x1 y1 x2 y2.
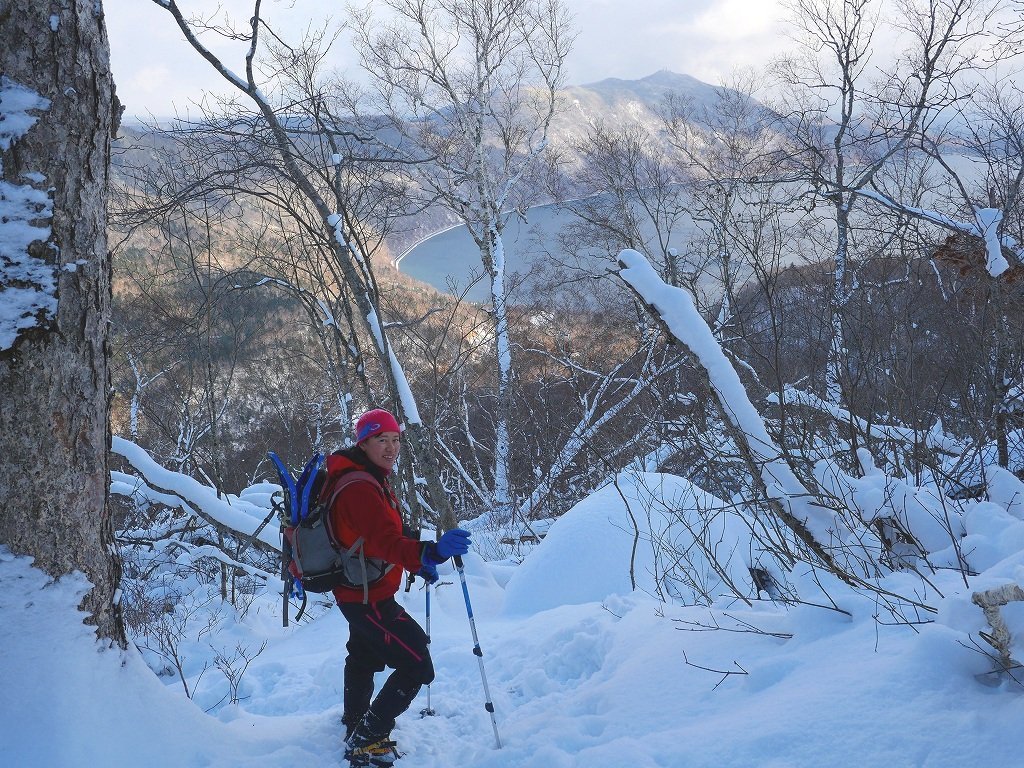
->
324 452 423 604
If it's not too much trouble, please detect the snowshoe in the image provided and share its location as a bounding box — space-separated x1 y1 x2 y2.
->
344 735 400 766
345 712 400 766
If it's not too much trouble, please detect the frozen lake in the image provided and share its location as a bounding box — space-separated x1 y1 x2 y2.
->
395 202 580 304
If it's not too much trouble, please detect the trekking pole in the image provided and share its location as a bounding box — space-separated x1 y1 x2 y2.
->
420 578 436 717
453 555 502 749
271 492 291 628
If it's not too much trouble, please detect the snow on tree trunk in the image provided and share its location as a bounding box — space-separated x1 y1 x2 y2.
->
0 1 125 646
486 225 513 511
365 303 458 530
826 199 851 406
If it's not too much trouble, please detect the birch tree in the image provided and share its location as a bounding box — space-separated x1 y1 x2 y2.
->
857 77 1024 467
144 0 458 526
352 0 573 513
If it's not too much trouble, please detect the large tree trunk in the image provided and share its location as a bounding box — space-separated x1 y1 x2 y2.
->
0 0 125 646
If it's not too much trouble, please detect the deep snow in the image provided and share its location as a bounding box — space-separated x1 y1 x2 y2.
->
6 466 1024 768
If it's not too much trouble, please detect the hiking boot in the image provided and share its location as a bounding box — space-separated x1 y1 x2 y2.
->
342 712 364 742
345 711 400 766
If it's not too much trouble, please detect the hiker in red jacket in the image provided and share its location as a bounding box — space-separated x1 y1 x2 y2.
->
328 408 471 767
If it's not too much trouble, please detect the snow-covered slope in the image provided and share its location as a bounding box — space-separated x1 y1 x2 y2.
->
7 463 1024 767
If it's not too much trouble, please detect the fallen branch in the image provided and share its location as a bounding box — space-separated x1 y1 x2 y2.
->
682 650 748 690
972 583 1024 672
674 612 792 640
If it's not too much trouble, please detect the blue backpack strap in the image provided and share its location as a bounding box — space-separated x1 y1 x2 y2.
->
296 453 325 521
268 451 308 610
267 451 299 525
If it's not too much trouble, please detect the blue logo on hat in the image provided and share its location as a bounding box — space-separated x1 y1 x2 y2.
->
357 422 382 442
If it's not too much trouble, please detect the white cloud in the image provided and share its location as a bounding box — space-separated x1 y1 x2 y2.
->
562 0 786 87
107 0 345 118
689 0 786 40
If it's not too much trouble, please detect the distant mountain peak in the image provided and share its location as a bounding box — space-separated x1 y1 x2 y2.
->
641 69 705 86
566 70 727 120
579 70 711 91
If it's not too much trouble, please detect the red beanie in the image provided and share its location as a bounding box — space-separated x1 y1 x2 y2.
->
355 408 401 443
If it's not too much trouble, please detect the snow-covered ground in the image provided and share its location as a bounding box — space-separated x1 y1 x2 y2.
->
6 466 1024 768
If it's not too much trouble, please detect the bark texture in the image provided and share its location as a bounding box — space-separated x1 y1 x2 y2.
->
0 0 125 645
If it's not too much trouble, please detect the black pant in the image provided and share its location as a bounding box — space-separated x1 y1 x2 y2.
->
339 598 434 735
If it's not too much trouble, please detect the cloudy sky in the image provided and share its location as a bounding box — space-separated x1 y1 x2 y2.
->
105 0 789 119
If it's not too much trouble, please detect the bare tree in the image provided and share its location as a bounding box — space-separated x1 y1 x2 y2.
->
0 0 126 645
995 1 1024 56
352 0 574 513
559 120 694 288
112 132 325 492
860 77 1024 467
662 73 799 330
142 0 459 526
774 0 994 405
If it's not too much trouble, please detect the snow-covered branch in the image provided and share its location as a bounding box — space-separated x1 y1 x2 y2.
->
772 386 965 456
517 339 686 519
158 539 277 583
435 434 491 508
111 437 280 551
858 187 1016 277
616 249 848 565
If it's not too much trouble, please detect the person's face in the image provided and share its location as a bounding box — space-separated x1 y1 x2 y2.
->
361 431 401 472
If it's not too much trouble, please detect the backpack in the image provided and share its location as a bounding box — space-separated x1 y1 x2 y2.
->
268 451 395 607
